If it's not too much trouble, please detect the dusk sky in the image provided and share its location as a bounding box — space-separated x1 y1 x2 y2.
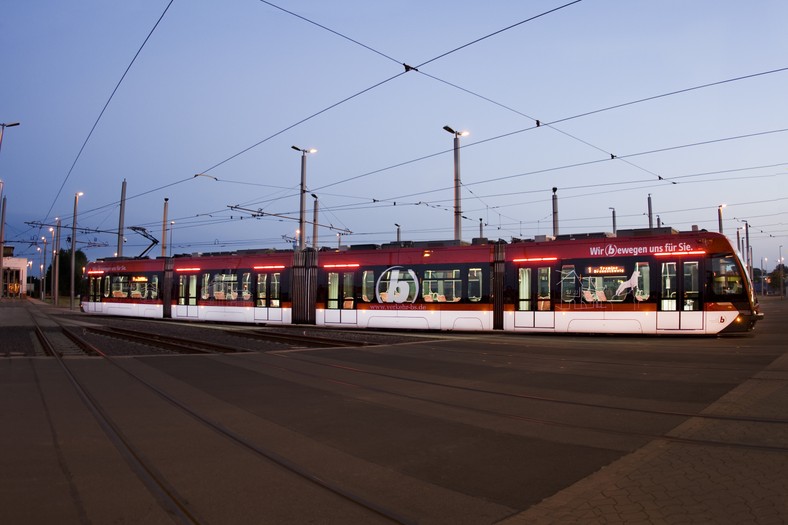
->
2 1 787 272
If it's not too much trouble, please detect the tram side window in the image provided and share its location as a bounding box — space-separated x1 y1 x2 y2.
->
635 262 650 301
378 268 418 303
468 268 483 302
328 272 339 309
208 272 238 300
709 255 744 296
537 267 551 310
518 268 531 310
111 276 129 298
150 275 159 299
561 265 577 303
580 264 649 303
270 273 281 307
423 269 461 302
661 262 677 311
103 276 110 298
241 272 251 300
361 271 375 302
130 276 149 299
201 273 213 300
342 273 354 308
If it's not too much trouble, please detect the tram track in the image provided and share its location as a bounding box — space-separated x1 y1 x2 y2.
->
45 309 787 443
263 348 788 454
61 311 787 451
29 307 413 525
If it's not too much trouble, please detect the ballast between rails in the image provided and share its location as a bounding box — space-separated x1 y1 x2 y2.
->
81 228 763 336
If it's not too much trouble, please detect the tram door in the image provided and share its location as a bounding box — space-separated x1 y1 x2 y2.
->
513 266 554 329
657 259 703 331
325 271 356 325
254 272 283 322
176 274 199 318
85 275 103 313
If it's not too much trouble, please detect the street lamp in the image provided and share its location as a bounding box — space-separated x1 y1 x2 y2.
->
717 204 726 234
443 125 469 243
609 207 617 234
0 121 20 154
70 192 83 310
292 146 317 251
395 223 401 243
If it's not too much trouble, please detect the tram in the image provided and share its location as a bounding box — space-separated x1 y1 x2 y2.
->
81 227 762 335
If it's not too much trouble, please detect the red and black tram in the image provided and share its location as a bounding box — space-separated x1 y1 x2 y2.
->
82 228 762 335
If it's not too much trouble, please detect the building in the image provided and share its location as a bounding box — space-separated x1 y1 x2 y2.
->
1 246 28 297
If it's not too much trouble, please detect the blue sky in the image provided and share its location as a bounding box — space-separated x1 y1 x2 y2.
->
2 0 787 272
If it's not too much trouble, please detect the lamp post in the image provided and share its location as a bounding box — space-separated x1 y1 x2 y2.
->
311 193 318 250
443 125 469 243
49 228 57 300
0 121 21 296
36 247 42 299
40 236 48 301
52 222 60 306
70 192 83 309
717 204 726 234
291 146 317 251
161 198 169 258
169 221 174 257
395 223 401 243
743 220 751 281
780 245 784 300
0 190 5 298
609 207 617 234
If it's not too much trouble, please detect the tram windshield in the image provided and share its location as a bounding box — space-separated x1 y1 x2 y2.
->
707 254 746 297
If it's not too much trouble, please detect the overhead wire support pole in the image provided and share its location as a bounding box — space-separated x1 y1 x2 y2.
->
443 126 469 242
292 146 317 251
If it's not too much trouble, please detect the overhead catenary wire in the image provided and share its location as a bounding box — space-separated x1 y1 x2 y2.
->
200 0 584 175
27 1 788 255
40 0 176 226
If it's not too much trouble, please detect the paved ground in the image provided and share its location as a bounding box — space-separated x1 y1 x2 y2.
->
1 296 786 524
503 297 788 524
